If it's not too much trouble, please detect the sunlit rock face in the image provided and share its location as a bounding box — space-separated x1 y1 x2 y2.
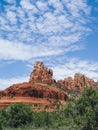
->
74 73 95 90
29 61 55 85
57 73 95 91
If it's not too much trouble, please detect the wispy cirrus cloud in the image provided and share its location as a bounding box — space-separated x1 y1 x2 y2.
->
0 0 91 59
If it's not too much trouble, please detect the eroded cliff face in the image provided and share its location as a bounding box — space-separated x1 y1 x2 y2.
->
29 61 55 85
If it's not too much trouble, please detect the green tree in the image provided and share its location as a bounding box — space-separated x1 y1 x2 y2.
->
0 108 8 130
72 87 98 130
8 103 33 128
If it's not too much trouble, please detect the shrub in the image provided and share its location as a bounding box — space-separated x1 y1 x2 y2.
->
7 103 33 128
0 108 8 130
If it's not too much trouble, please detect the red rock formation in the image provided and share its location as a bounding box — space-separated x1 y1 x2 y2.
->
29 61 54 85
74 73 95 91
3 82 67 100
64 77 75 90
57 73 95 91
0 61 67 111
56 80 64 89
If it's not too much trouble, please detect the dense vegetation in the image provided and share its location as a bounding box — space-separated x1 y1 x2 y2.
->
0 87 98 130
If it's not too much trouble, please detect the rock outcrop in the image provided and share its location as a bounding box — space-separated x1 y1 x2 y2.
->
57 73 95 91
3 82 67 100
29 61 55 85
0 61 67 111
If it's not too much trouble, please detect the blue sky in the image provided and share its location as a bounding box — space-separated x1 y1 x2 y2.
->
0 0 98 90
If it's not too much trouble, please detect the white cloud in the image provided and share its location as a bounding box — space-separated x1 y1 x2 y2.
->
52 59 98 81
66 0 91 17
48 33 83 47
6 0 16 4
20 1 35 10
6 11 17 23
0 0 91 44
0 38 67 60
0 77 29 90
36 1 48 11
0 39 33 60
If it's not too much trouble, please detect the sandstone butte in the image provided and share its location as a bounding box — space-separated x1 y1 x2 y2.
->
0 61 97 112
